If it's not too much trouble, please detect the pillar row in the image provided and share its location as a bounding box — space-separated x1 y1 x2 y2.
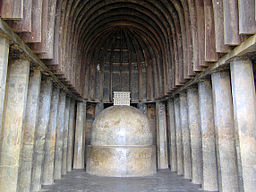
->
67 99 76 172
156 101 169 169
54 91 66 179
174 96 183 175
187 87 202 185
62 97 71 175
0 59 30 192
231 58 256 192
73 101 87 169
17 70 41 192
198 79 218 191
41 87 60 185
31 77 53 192
167 99 177 172
211 71 239 192
0 38 79 192
179 92 192 179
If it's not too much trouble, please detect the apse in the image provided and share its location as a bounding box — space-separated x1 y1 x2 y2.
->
83 27 155 103
1 1 256 192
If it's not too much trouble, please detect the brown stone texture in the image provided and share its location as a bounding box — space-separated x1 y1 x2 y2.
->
54 91 66 179
67 99 76 172
156 102 169 169
42 87 60 185
17 70 41 192
147 103 156 145
187 87 202 185
231 58 256 192
62 97 70 175
73 101 86 169
198 79 218 191
174 96 183 176
0 37 9 137
167 99 177 172
212 71 239 192
31 77 53 192
179 92 192 179
0 59 30 192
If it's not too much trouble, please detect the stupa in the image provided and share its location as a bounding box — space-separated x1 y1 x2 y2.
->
86 105 156 177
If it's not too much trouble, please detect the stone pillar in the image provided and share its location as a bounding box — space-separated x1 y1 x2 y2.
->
41 87 60 185
167 99 177 172
17 70 41 192
95 103 104 117
198 80 218 191
231 58 256 192
211 71 239 192
0 37 9 136
0 59 30 192
61 97 70 175
156 101 169 169
137 103 147 115
187 87 202 184
67 99 76 172
31 77 53 192
54 91 66 179
73 101 87 169
174 96 183 175
179 92 192 179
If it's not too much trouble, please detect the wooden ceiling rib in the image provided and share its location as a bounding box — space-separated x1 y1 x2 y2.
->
1 0 256 102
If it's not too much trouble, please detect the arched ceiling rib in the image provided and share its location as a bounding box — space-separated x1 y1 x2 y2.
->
2 0 254 101
56 0 201 101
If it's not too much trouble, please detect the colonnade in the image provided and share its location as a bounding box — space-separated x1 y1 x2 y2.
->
0 31 256 192
0 37 86 192
160 58 256 192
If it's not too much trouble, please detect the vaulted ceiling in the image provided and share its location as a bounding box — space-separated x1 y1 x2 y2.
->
1 0 255 102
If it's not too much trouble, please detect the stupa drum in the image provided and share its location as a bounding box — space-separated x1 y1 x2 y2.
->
86 105 156 177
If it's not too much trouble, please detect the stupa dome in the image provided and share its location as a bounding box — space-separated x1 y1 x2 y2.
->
86 105 156 177
91 105 152 146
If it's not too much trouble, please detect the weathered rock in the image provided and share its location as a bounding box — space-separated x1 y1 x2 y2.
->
187 87 202 184
41 87 60 185
17 70 41 192
62 97 70 175
174 96 183 175
156 102 169 169
179 92 192 179
86 105 156 177
31 77 52 192
231 58 256 192
0 59 30 192
73 101 86 169
0 37 9 137
67 99 76 172
212 71 239 192
167 99 177 172
198 79 218 191
54 91 66 179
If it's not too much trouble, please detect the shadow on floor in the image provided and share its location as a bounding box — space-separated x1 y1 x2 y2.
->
41 169 207 192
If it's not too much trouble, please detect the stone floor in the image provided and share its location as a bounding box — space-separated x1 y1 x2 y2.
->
41 169 208 192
